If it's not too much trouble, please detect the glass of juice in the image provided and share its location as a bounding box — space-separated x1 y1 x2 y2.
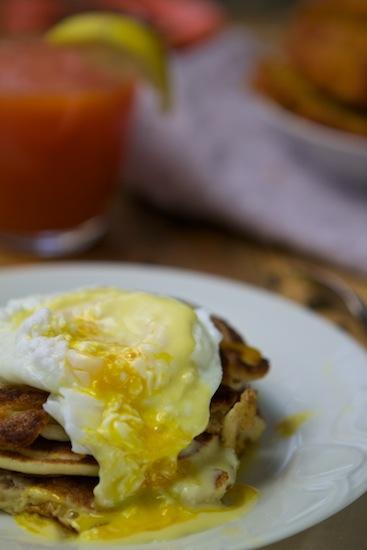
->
0 39 135 256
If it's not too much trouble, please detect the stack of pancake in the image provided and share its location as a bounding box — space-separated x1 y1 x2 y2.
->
255 0 367 137
0 317 268 533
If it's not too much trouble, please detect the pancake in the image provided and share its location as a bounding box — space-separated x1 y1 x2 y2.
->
0 434 238 533
0 316 268 532
0 470 96 531
0 439 98 477
40 422 69 442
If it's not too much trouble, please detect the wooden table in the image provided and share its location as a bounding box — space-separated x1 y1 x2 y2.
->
0 190 366 549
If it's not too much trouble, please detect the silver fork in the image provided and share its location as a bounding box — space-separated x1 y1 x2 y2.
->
302 268 367 329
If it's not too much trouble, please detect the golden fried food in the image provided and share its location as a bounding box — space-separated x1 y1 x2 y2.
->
0 386 48 450
287 0 367 107
254 0 367 136
255 59 367 137
296 0 367 17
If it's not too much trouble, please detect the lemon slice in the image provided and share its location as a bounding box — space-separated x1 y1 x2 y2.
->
46 12 170 107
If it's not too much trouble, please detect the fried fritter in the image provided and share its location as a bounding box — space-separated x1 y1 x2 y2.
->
254 0 367 135
0 386 48 450
213 317 269 389
295 0 367 18
255 59 367 137
287 0 367 108
208 386 265 455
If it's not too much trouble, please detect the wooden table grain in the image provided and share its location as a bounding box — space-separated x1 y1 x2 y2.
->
0 191 366 550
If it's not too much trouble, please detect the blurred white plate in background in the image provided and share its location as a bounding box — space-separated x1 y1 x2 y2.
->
253 95 367 185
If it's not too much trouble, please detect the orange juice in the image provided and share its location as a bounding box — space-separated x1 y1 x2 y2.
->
0 41 134 252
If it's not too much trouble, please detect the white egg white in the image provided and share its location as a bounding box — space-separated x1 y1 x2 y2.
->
0 288 223 508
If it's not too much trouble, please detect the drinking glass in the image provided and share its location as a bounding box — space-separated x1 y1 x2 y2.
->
0 39 134 256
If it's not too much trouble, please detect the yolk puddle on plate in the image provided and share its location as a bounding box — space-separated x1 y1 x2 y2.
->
276 411 313 438
15 513 71 540
15 484 258 543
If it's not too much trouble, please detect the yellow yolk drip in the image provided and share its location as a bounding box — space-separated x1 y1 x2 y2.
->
15 513 70 540
15 485 258 543
276 411 312 438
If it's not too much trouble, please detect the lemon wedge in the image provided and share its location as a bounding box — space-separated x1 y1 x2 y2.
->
46 12 170 107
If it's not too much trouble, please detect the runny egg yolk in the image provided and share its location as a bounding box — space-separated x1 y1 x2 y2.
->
16 485 258 542
5 287 223 523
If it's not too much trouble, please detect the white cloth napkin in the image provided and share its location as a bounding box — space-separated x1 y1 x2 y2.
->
126 28 367 273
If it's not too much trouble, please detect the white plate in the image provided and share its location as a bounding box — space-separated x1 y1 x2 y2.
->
253 94 367 185
0 263 366 550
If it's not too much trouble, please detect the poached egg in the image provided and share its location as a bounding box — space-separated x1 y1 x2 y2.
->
0 287 223 520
